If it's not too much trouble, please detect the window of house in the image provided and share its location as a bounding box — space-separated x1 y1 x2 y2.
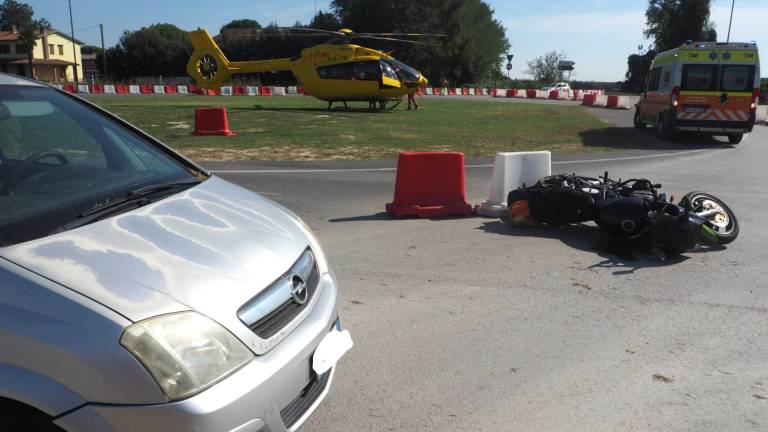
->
48 44 54 55
58 45 64 55
0 45 10 54
15 44 27 54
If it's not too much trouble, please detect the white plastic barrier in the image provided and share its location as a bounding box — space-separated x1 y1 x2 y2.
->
425 87 433 95
614 96 633 110
153 85 165 94
77 84 90 94
594 95 609 107
482 88 489 96
177 85 189 94
515 90 527 98
129 85 140 94
287 86 298 94
494 89 509 98
478 151 552 217
246 86 259 96
51 84 63 90
220 86 233 96
453 88 461 96
272 86 286 96
104 85 116 94
757 106 767 124
536 90 549 99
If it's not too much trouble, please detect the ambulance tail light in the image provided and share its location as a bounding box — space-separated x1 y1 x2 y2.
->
672 86 680 108
752 88 760 111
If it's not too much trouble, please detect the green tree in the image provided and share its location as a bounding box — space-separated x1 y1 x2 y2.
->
220 19 261 34
645 0 716 52
106 23 190 79
309 11 340 31
330 0 509 85
525 51 566 83
624 0 717 92
0 0 50 79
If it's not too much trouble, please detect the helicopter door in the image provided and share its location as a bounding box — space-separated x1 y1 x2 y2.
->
380 60 402 89
352 61 382 97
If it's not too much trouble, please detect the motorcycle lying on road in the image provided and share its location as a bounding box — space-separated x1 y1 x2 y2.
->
506 172 739 257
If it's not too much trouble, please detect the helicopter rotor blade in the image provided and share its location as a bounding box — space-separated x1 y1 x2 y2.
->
354 33 447 38
352 35 433 45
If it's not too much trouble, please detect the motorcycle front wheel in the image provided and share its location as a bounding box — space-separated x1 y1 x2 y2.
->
679 192 739 244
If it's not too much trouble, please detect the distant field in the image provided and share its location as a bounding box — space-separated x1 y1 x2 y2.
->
84 95 628 161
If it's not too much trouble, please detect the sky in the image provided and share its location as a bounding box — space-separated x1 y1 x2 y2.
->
23 0 768 82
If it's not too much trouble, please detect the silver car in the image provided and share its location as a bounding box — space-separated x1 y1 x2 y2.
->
0 73 352 432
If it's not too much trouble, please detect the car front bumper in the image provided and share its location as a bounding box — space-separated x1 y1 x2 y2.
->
54 273 341 432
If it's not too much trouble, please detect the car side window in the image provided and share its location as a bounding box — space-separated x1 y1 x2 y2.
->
647 67 662 92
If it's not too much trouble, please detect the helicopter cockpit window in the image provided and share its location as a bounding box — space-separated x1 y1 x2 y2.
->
317 63 353 80
384 59 421 83
380 61 399 82
353 61 380 81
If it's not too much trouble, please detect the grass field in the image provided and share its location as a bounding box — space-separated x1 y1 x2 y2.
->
84 95 625 161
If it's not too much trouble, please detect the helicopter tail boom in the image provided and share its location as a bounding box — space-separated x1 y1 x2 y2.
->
187 29 293 89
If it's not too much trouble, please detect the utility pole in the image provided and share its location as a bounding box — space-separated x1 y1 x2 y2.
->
727 0 735 42
68 0 78 86
100 23 108 79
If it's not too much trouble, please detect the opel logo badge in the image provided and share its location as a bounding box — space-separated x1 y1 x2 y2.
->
290 275 308 305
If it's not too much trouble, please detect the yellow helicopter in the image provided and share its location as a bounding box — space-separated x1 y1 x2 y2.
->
186 28 436 109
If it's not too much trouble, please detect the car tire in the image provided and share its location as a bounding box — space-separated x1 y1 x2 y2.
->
634 110 646 129
0 398 66 432
656 112 677 140
728 134 743 145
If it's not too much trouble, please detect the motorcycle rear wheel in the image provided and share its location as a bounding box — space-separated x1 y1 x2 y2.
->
679 192 739 244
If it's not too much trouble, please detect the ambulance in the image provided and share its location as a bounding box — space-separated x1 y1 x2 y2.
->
635 41 760 144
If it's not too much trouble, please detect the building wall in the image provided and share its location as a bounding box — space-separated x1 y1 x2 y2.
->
32 33 83 81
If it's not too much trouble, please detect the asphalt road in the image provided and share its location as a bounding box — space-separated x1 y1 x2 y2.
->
205 112 768 432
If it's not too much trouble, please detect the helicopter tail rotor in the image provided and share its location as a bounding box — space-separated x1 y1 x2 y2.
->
187 29 233 89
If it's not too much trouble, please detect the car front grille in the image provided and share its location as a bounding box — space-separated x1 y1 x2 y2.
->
248 265 319 339
237 249 320 340
280 371 331 429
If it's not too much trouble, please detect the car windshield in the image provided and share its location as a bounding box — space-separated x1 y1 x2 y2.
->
0 85 205 246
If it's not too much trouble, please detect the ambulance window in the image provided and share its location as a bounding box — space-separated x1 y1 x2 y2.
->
317 63 353 80
721 65 754 92
647 68 662 91
681 65 717 91
353 61 380 81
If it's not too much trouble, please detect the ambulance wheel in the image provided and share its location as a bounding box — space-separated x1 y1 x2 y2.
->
656 113 677 140
728 134 743 145
633 111 646 129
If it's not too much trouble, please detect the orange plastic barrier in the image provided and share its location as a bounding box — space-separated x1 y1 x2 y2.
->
164 85 177 94
90 84 104 94
234 86 247 96
115 84 128 94
385 152 474 218
506 89 517 98
526 89 537 99
193 107 236 136
63 85 76 93
606 95 619 108
549 90 559 100
259 86 272 96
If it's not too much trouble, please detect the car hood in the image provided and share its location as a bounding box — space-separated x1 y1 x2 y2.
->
0 177 312 325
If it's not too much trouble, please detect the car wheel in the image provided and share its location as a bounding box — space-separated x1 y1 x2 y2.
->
634 110 646 129
728 134 743 145
0 398 66 432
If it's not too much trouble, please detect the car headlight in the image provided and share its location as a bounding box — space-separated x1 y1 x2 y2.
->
120 311 254 401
